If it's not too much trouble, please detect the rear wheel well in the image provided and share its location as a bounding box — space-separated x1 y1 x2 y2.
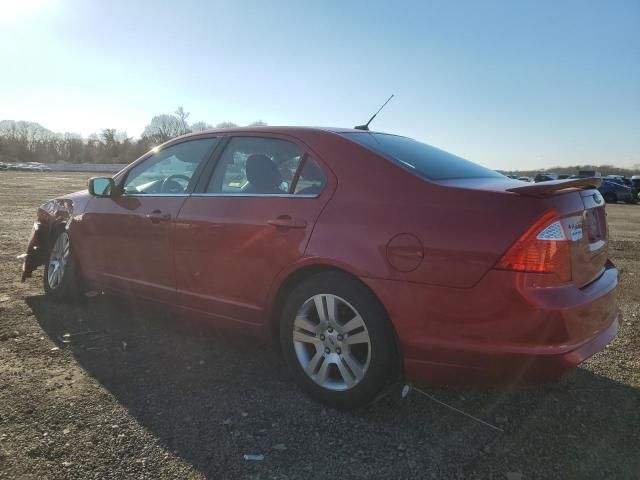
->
271 265 340 341
269 265 401 361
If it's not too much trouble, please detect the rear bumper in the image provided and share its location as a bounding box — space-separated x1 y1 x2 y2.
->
402 309 620 385
364 261 620 385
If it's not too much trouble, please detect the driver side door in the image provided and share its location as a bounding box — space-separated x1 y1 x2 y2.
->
76 137 220 303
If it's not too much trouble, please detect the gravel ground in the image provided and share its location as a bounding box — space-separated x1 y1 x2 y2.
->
1 171 639 479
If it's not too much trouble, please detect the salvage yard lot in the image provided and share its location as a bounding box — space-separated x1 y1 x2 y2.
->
1 171 639 479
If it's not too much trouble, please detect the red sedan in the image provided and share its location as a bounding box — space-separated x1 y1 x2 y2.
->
21 127 620 409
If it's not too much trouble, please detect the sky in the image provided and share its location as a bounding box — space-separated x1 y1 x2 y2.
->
0 0 638 171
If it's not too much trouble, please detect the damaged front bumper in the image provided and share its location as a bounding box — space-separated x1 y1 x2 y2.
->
20 221 45 282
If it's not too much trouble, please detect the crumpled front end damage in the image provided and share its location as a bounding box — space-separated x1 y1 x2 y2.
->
21 218 48 281
20 195 84 281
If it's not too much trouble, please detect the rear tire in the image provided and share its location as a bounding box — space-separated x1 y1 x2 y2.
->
43 229 83 301
603 192 617 204
280 272 400 409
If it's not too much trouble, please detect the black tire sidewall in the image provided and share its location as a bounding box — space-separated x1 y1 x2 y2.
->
280 272 399 409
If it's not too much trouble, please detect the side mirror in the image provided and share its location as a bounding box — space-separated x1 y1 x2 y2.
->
88 177 115 197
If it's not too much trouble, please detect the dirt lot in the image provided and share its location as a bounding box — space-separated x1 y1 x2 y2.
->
1 171 639 479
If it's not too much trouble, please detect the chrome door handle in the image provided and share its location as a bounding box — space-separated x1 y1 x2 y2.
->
267 216 307 229
145 210 171 224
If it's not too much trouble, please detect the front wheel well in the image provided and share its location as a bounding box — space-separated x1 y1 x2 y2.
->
43 222 68 256
50 221 66 238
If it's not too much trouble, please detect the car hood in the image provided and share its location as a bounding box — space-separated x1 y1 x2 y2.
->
40 189 92 219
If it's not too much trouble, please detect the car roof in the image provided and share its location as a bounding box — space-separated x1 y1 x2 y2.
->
175 126 397 139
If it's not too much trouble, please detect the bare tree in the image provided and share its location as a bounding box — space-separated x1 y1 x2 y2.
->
216 121 238 128
174 106 190 133
191 121 213 132
142 114 185 144
248 120 267 126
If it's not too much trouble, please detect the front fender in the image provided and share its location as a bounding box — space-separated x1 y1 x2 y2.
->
20 192 89 281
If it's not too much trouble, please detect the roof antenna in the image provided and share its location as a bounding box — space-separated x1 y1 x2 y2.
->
354 94 394 131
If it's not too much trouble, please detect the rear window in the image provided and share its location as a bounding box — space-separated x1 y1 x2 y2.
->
341 132 503 180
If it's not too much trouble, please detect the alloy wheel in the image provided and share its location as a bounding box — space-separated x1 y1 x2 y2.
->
47 232 70 290
292 294 371 391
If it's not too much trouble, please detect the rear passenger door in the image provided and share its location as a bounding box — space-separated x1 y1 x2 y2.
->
174 135 335 326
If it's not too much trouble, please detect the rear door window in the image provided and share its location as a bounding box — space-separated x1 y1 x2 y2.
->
341 132 503 180
206 137 303 194
294 158 326 195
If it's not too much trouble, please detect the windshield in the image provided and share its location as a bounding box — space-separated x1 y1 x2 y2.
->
342 132 504 180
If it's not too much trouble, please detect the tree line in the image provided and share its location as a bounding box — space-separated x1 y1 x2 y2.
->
0 107 266 165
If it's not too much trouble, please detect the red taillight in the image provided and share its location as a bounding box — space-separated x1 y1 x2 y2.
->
496 210 572 282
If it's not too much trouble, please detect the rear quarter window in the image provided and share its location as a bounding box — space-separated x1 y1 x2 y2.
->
342 132 503 180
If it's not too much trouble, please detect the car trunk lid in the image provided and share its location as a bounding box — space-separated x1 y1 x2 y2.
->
434 177 609 288
527 185 608 289
564 189 609 288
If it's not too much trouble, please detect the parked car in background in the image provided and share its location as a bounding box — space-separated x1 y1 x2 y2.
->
605 175 638 196
20 127 620 408
579 170 601 177
631 176 640 190
0 162 52 172
518 176 533 182
534 172 559 182
605 175 632 186
598 179 637 204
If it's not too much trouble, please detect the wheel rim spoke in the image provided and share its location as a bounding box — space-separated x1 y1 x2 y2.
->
324 295 338 325
294 314 320 334
305 348 324 375
342 353 365 380
315 357 330 384
312 296 326 323
341 314 365 334
313 294 339 326
346 330 370 345
336 358 356 387
48 266 57 287
293 329 320 345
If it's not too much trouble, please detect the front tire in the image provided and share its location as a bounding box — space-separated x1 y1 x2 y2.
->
280 272 400 409
43 229 82 301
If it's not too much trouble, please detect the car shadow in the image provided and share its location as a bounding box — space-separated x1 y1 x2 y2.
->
26 294 640 479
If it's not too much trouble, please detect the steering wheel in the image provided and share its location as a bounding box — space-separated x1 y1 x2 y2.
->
161 174 191 193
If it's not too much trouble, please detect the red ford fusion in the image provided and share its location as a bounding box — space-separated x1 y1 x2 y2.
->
21 127 620 408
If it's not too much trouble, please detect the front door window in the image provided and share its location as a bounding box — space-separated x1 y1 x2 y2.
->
123 138 219 195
